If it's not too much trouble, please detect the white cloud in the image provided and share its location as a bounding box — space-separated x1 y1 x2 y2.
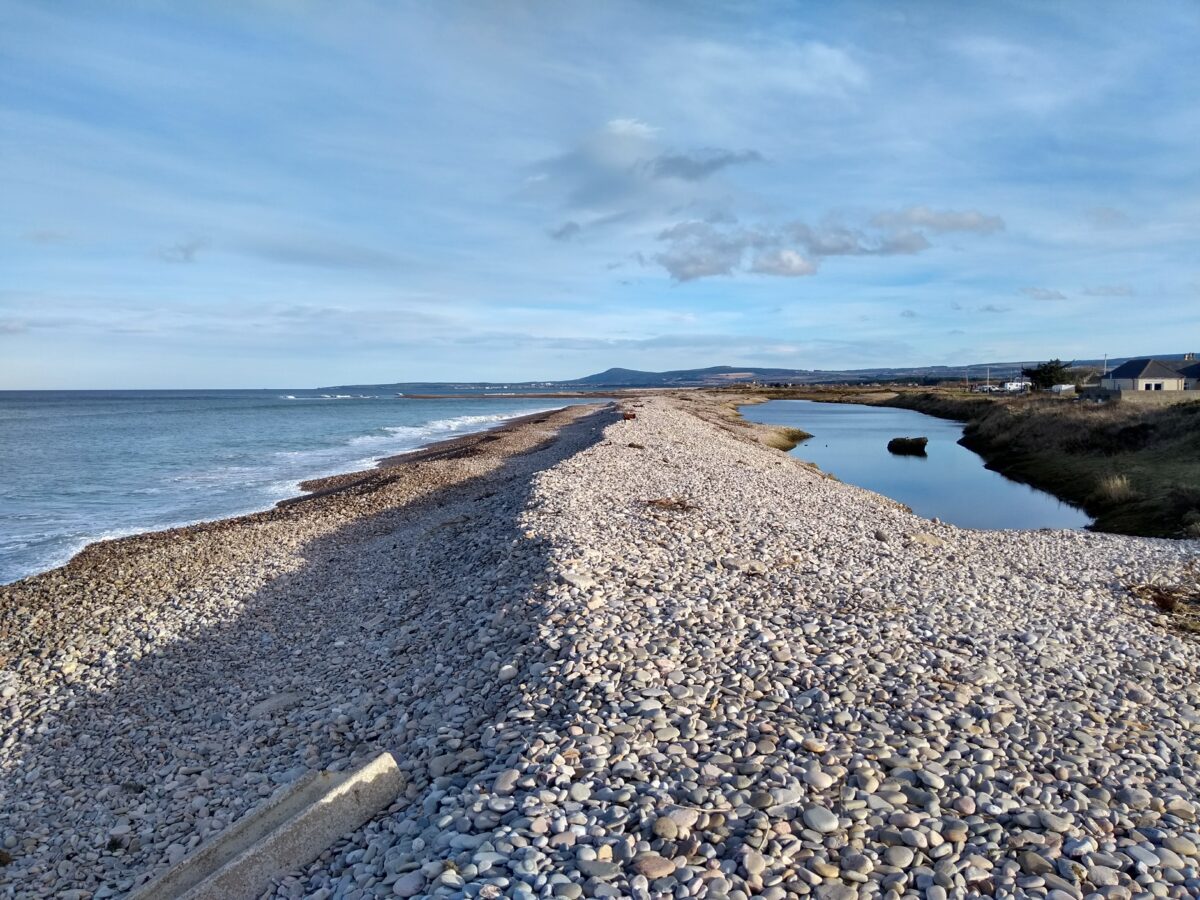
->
653 221 760 281
750 249 816 278
605 118 658 140
673 39 868 100
651 206 1003 281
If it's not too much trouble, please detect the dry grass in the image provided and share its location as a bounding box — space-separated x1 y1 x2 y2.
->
889 393 1200 537
764 427 813 452
1094 473 1135 502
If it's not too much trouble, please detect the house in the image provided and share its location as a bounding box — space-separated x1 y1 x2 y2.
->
1101 357 1188 392
1181 358 1200 390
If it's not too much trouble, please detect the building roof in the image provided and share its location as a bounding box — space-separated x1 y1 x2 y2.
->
1179 361 1200 378
1106 358 1184 380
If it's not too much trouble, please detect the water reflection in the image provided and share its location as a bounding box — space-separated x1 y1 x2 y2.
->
740 400 1090 531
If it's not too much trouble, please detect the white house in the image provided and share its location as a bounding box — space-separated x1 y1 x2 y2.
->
1101 358 1188 392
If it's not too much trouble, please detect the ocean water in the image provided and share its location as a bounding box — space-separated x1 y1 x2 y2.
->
0 390 596 584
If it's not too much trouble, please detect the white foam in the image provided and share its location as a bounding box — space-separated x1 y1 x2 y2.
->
1 402 566 584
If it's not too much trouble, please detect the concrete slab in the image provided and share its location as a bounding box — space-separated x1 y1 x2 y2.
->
129 751 402 900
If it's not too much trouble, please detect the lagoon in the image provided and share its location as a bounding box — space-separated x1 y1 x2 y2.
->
740 399 1090 531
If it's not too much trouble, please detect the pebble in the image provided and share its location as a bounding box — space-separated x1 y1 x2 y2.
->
803 805 840 834
3 396 1199 900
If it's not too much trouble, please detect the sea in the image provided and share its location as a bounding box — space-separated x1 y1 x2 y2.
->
0 389 601 585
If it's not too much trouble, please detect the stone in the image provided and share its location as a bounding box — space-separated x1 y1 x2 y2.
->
803 805 840 834
578 859 620 880
632 853 675 879
392 871 425 897
493 769 520 794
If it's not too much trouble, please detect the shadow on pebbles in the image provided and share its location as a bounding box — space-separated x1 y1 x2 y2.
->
2 397 1200 900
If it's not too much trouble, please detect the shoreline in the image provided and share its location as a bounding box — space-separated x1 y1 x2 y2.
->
2 395 1198 898
724 393 1093 526
710 386 1200 538
0 403 585 588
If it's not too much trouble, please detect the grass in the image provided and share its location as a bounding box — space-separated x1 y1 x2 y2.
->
888 393 1200 537
1094 473 1135 502
709 384 1200 537
764 426 813 451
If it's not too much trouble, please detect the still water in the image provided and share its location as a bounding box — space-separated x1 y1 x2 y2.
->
740 400 1090 531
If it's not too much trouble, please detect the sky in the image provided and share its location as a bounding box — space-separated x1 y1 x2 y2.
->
2 1 1198 388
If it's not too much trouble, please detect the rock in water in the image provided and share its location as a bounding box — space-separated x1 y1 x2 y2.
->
886 436 929 455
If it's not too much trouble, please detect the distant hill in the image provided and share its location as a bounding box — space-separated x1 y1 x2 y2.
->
565 355 1191 387
569 366 821 386
320 353 1190 392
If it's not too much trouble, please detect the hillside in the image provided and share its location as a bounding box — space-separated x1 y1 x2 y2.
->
319 353 1190 392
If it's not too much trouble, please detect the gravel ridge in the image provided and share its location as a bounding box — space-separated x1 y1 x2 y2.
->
2 396 1199 900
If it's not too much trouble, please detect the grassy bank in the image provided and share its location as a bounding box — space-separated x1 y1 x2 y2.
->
887 392 1200 538
720 386 1200 538
764 426 813 451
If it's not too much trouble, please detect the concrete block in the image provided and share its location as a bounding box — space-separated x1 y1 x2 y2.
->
129 751 402 900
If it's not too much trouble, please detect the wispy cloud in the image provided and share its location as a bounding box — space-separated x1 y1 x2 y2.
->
1021 287 1068 301
646 149 762 181
1085 207 1130 229
237 237 400 270
22 229 70 244
2 2 1198 387
871 206 1004 234
1082 283 1135 297
548 221 581 241
157 237 208 263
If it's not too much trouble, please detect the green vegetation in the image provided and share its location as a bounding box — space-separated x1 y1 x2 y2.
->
1020 358 1073 389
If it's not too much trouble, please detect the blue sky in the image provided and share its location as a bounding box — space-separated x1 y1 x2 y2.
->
2 1 1198 388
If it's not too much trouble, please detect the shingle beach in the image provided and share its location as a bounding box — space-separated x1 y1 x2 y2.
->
2 396 1198 900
